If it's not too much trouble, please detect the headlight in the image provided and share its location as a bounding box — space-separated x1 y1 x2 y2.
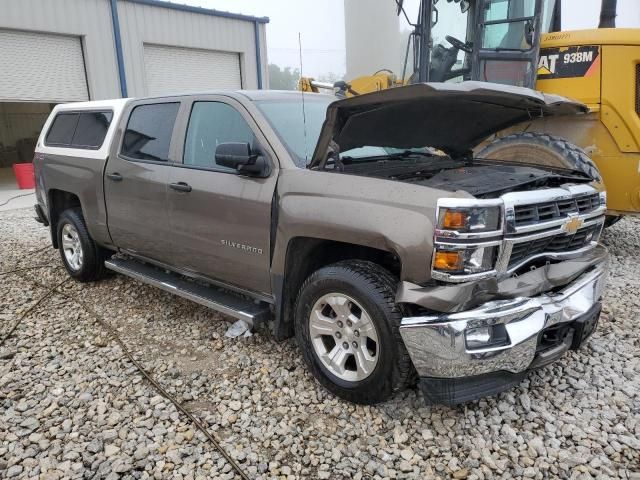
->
433 245 497 274
438 206 501 233
432 199 504 281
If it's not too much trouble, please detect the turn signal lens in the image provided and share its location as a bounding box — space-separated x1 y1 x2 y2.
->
442 210 468 230
434 251 462 271
433 246 497 274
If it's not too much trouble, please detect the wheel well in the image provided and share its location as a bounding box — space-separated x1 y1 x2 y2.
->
273 237 401 340
48 190 81 248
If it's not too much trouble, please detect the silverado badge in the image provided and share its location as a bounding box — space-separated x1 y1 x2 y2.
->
563 215 584 235
221 239 263 255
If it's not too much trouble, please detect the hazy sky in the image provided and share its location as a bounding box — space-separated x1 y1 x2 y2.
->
183 0 640 78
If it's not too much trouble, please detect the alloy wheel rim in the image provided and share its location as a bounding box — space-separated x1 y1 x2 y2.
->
61 223 83 271
309 293 379 382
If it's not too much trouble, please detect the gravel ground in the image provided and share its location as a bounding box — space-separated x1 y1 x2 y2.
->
1 207 639 480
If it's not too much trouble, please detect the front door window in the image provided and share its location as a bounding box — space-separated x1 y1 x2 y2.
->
183 102 255 172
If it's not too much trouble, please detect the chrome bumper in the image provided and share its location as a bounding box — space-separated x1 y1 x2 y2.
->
399 263 608 378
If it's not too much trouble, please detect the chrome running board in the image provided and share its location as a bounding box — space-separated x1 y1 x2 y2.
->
105 257 270 327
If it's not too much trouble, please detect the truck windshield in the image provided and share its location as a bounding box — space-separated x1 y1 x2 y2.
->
256 97 333 168
256 97 441 167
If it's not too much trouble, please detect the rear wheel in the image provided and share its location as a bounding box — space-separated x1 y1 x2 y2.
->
294 260 414 404
477 132 602 183
57 208 109 282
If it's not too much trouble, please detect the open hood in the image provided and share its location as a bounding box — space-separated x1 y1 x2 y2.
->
309 81 588 168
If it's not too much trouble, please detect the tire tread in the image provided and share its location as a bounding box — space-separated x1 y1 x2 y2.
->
57 207 108 282
478 132 602 182
295 260 415 404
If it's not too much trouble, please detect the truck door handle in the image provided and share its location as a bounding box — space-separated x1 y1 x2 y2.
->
169 182 192 193
106 172 123 182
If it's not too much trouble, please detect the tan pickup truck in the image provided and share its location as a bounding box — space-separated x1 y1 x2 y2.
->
33 83 608 405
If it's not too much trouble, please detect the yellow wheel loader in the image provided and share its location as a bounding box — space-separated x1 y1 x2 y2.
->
300 0 640 219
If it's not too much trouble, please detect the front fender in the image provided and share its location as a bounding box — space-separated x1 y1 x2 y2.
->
271 169 470 284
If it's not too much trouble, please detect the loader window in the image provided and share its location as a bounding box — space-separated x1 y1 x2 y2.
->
483 21 532 50
428 0 470 82
478 59 532 86
481 0 536 50
483 0 535 21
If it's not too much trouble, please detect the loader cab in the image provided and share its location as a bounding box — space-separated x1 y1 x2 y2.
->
414 0 555 88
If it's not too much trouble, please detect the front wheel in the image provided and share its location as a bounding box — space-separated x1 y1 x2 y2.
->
294 260 414 404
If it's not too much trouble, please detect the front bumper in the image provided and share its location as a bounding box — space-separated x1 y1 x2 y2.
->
399 261 608 404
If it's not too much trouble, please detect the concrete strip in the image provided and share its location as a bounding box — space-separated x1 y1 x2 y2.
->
0 188 35 212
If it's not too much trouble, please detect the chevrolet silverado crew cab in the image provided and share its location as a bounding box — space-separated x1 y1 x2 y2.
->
33 83 608 406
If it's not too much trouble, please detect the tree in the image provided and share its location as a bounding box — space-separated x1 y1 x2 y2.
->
318 72 344 84
268 64 301 90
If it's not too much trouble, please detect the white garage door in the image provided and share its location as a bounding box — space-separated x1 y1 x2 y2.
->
0 29 89 102
144 44 242 96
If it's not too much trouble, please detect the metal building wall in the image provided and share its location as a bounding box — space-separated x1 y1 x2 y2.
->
0 0 122 100
0 0 268 100
117 0 268 96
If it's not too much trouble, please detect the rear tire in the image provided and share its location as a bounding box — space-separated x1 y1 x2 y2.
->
294 260 414 404
477 132 602 183
57 208 109 282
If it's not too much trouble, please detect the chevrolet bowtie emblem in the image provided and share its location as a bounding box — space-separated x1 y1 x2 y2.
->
563 215 584 235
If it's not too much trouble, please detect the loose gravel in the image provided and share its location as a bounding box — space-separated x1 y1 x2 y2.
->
1 207 638 479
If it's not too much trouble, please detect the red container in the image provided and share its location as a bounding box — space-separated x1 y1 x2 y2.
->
13 163 36 189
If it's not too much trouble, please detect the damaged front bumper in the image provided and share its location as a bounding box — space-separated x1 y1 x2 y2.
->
398 253 608 406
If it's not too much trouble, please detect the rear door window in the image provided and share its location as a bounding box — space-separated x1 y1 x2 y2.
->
121 103 180 162
45 111 114 148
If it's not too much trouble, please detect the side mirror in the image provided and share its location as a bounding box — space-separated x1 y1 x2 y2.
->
215 142 270 177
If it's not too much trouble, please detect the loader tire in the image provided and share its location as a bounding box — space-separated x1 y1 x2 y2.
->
477 132 602 183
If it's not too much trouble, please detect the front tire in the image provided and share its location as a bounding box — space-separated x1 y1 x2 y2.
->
57 208 109 282
294 260 414 404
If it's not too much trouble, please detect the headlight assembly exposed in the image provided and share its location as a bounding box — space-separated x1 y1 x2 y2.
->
433 199 503 281
438 206 501 233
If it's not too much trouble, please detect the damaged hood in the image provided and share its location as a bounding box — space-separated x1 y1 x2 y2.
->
309 81 588 168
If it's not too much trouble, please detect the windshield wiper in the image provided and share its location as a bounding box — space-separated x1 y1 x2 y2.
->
341 150 427 163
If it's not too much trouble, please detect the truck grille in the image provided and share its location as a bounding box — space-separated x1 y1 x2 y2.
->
513 193 600 227
508 223 601 268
